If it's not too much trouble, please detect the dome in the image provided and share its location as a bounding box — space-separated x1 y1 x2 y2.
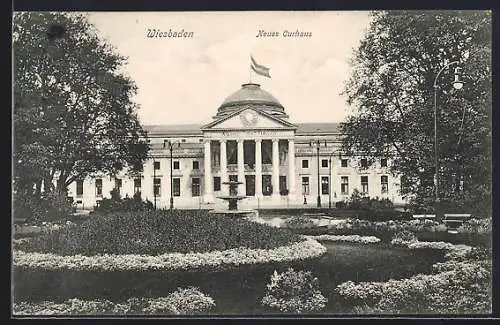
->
215 83 288 119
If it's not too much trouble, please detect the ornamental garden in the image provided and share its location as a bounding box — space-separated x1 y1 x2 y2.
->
12 194 492 316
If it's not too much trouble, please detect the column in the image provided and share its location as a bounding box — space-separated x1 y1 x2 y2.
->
288 139 296 200
272 139 280 199
203 140 213 202
220 139 228 195
255 139 262 198
237 139 245 195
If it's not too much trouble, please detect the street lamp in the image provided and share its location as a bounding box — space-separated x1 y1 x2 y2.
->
164 140 181 210
310 139 327 208
327 152 339 209
433 61 464 219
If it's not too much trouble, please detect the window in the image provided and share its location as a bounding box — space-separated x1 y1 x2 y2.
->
95 179 102 196
213 177 221 191
381 158 388 168
134 178 141 194
302 160 309 168
192 178 200 197
361 176 369 194
227 141 238 164
321 176 329 195
153 178 161 197
341 176 349 195
302 176 310 195
154 161 160 170
381 175 389 194
192 161 199 170
245 175 255 196
360 158 368 168
173 178 181 196
262 175 272 196
341 159 348 167
279 175 287 194
76 180 84 196
173 161 180 170
321 159 328 168
262 140 272 164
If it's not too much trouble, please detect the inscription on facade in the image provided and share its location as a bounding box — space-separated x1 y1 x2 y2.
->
205 130 294 139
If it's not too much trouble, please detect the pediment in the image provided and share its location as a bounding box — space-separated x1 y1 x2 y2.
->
202 107 296 130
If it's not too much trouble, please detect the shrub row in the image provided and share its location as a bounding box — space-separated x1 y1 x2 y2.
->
13 238 327 272
13 287 215 315
304 234 381 244
18 210 302 256
390 231 473 256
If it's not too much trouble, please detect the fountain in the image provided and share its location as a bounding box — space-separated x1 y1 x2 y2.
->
209 180 258 218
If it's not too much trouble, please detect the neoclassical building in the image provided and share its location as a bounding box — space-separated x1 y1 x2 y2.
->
68 83 404 209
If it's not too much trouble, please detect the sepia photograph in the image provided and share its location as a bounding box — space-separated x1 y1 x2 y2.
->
12 10 492 316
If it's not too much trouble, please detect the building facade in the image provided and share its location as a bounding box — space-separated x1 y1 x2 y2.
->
68 83 404 209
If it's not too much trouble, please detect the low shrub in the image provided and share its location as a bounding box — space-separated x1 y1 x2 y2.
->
457 218 491 234
17 210 302 256
390 231 418 247
95 190 153 213
14 191 75 223
161 287 216 315
261 268 327 313
305 234 381 244
284 216 315 229
13 287 216 315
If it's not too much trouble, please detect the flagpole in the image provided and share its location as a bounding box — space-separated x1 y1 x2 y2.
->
249 59 252 83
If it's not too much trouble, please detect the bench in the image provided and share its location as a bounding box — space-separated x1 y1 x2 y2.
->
443 214 471 233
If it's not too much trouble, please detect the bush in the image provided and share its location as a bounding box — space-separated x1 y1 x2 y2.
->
17 210 303 256
261 268 327 313
13 288 216 315
14 191 75 223
161 287 216 315
95 190 153 213
284 216 315 229
457 218 491 234
335 200 348 209
390 230 418 247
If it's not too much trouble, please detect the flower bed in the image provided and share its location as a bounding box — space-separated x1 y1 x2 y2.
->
18 210 302 256
304 234 380 244
336 238 491 314
336 259 491 314
13 287 216 315
13 238 326 272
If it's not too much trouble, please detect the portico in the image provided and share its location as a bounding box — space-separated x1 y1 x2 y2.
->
202 132 296 204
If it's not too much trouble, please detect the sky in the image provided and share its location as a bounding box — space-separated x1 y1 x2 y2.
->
86 11 372 126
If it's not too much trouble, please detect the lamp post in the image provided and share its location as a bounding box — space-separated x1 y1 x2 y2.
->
433 61 464 219
164 140 180 210
153 156 157 210
327 152 338 209
310 140 327 208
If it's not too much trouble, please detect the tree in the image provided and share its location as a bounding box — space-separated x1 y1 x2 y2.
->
341 11 491 216
13 12 149 200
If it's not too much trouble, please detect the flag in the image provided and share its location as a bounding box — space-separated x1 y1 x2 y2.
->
250 55 271 78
